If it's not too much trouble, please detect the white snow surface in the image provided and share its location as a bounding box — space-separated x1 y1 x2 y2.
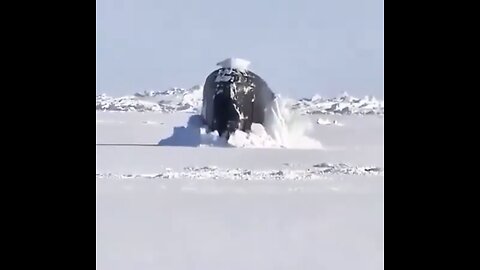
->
153 113 322 150
97 163 383 180
96 106 384 269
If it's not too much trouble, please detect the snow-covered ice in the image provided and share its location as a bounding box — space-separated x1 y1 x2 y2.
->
96 88 384 270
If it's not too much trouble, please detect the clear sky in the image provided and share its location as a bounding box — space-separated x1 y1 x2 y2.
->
96 0 383 98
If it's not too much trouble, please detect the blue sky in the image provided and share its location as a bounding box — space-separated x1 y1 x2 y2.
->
96 0 383 98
